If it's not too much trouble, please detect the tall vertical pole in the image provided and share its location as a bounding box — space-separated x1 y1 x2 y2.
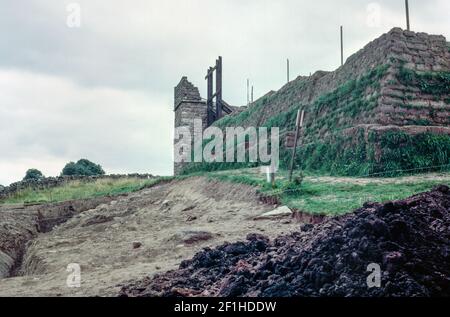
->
287 59 290 83
206 67 214 125
216 56 223 119
289 109 305 182
405 0 410 31
251 86 254 103
247 79 250 105
340 26 344 66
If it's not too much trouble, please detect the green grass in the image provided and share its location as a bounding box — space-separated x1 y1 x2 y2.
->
0 177 172 205
278 180 445 215
207 169 450 216
2 168 448 217
293 130 450 177
398 65 450 96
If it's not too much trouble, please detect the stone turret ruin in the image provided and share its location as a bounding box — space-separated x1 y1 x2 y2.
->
173 77 208 175
174 57 241 175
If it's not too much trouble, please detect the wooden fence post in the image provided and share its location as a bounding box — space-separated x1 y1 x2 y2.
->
289 109 305 182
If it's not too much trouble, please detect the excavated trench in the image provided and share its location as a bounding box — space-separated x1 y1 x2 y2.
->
0 177 318 296
0 197 114 279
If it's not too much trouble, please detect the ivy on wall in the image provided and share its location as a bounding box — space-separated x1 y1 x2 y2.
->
293 130 450 177
398 65 450 97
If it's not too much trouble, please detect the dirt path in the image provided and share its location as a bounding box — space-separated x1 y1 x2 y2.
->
0 177 299 297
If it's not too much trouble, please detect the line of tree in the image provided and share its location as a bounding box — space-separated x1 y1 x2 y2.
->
61 159 105 177
23 159 105 181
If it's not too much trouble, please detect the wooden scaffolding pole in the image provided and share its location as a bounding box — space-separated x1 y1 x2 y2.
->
215 56 223 119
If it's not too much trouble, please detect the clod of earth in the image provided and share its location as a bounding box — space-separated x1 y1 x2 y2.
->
171 231 215 245
119 185 450 297
186 216 197 222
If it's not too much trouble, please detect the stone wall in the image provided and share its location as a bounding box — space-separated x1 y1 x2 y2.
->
174 77 208 175
174 77 203 109
226 28 450 131
373 29 450 127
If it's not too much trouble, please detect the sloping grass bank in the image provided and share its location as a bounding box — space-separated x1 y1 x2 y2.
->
208 169 450 216
0 177 172 205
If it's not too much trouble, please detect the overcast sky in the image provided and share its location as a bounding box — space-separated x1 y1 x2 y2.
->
0 0 449 185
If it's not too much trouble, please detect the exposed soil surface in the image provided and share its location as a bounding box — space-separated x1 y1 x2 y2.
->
119 185 450 297
0 177 299 296
0 197 112 279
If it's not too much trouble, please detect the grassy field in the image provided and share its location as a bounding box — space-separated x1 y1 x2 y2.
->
207 168 450 216
0 177 171 205
2 169 448 216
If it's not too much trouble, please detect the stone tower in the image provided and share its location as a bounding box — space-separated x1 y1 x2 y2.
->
173 77 208 175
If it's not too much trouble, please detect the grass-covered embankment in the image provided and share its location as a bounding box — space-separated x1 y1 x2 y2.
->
207 168 450 215
0 177 171 205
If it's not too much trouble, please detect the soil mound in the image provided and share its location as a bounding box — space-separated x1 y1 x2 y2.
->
119 185 450 297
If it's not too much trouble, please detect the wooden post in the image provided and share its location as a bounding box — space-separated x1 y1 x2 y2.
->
215 56 223 119
251 85 254 103
405 0 410 31
287 59 290 83
247 79 250 105
206 67 214 125
340 26 344 66
288 109 304 182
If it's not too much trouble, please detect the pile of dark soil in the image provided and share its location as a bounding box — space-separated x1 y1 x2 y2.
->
119 186 450 297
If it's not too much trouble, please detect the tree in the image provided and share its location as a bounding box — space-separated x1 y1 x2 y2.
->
61 159 105 176
23 169 44 181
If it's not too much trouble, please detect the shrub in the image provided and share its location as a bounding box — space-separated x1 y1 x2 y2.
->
23 169 45 181
61 159 105 176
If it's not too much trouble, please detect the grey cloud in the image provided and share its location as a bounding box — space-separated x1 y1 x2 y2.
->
0 0 449 184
